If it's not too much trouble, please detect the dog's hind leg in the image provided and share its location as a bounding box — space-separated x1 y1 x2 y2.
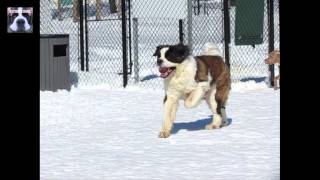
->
205 85 222 130
216 85 230 127
220 107 228 127
213 69 231 127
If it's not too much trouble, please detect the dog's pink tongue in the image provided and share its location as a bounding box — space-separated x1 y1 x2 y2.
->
159 67 169 73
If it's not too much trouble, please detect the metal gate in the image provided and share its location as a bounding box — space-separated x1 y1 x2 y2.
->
83 0 131 87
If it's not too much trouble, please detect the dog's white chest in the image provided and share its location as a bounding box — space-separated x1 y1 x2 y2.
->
164 56 212 101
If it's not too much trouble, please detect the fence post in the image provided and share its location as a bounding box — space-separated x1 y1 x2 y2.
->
197 0 200 15
187 0 193 53
79 0 85 71
268 0 275 87
128 0 133 74
179 19 184 44
121 0 128 88
223 0 231 69
85 0 89 71
133 18 139 83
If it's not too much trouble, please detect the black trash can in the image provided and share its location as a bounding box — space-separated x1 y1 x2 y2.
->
40 34 70 91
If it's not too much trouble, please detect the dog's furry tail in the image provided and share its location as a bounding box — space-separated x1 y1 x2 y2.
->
200 42 223 57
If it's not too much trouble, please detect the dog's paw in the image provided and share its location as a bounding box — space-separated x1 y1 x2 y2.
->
220 120 229 128
158 131 170 138
205 124 220 130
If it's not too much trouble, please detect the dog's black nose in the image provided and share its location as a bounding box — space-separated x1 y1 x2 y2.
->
17 19 25 25
157 59 163 66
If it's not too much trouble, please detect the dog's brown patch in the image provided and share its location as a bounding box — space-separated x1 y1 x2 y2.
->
195 59 209 82
195 56 231 107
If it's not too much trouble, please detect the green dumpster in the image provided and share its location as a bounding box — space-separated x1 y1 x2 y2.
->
234 0 265 46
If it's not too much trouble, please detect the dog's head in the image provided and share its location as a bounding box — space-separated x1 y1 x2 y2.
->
8 7 32 33
264 50 280 65
153 44 190 78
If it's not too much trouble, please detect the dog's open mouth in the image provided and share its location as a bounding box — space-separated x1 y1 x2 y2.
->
159 67 176 78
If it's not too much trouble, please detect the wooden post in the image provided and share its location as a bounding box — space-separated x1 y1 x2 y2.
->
57 0 62 20
116 0 121 18
73 0 80 22
96 0 102 20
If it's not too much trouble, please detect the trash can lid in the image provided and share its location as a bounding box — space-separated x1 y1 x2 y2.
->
40 34 69 39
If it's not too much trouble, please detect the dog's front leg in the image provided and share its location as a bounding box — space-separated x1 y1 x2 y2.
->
159 96 179 138
184 82 209 108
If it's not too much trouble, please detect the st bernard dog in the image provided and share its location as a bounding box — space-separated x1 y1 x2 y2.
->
153 42 231 138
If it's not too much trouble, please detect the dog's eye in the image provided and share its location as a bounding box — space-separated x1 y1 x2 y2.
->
22 13 29 17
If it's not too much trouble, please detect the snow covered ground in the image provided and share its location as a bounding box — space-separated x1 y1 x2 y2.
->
40 81 280 180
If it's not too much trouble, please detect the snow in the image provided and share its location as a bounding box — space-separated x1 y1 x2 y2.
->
40 81 280 179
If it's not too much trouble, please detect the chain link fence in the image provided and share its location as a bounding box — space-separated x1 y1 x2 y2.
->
274 0 279 49
228 0 269 82
84 0 124 88
128 0 188 89
228 0 279 82
128 0 225 88
40 0 81 87
40 0 125 88
40 0 280 89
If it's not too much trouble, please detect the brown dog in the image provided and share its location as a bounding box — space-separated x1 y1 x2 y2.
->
265 50 280 90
